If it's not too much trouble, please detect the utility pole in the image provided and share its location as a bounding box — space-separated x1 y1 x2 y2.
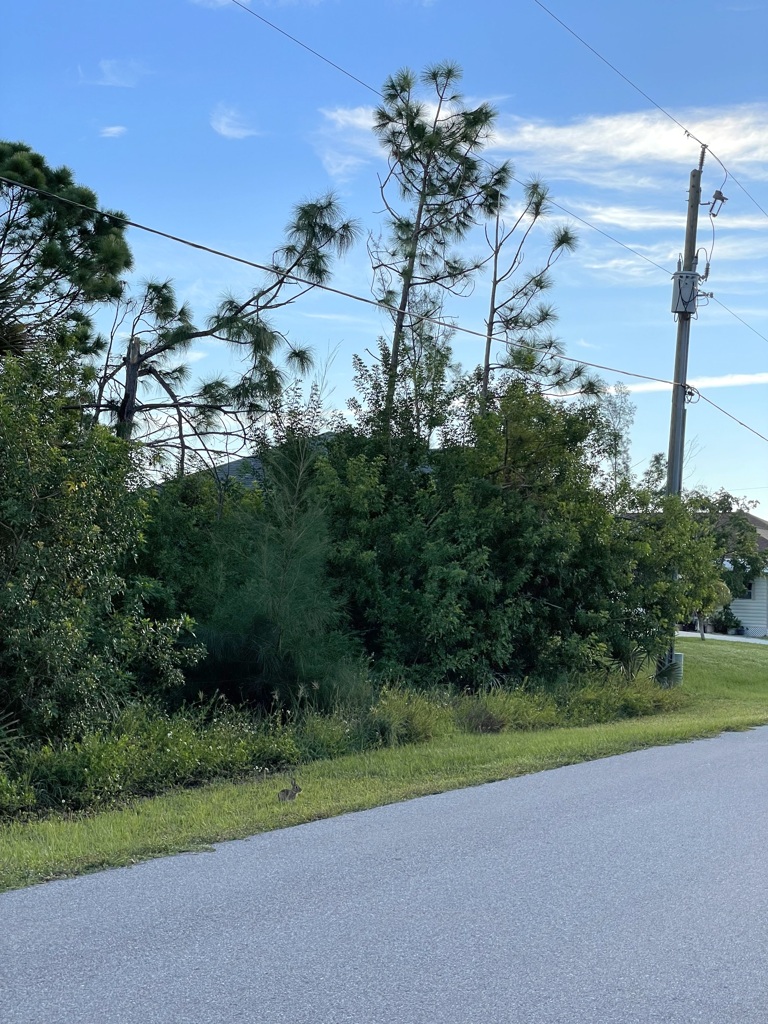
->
660 146 706 684
666 147 706 495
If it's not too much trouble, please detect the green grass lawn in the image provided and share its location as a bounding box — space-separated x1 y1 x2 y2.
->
1 636 767 893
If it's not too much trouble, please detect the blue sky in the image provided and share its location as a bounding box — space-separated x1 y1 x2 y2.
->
3 0 767 511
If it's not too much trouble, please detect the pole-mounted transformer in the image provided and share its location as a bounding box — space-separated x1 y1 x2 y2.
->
670 262 700 316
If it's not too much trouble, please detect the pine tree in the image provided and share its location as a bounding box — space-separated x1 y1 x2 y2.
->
0 141 132 356
369 63 509 435
480 178 584 407
92 194 357 463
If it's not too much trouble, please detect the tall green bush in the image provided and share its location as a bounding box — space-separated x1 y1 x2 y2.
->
141 392 361 709
0 349 200 738
319 379 635 687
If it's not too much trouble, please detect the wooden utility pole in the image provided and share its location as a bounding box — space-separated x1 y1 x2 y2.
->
666 147 706 496
660 147 706 684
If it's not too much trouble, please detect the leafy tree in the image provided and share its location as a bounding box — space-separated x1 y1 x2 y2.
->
588 382 636 501
321 361 735 686
686 489 768 598
626 451 765 623
321 375 634 687
0 141 132 356
369 63 509 433
0 347 199 738
615 490 722 666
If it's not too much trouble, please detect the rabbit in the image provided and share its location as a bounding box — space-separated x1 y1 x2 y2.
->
277 778 301 802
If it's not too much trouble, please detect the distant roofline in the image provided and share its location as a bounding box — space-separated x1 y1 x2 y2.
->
743 512 768 552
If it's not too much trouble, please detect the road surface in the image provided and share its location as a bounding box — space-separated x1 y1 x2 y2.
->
2 727 768 1023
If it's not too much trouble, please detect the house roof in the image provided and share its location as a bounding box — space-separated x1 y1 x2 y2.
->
209 456 264 487
743 512 768 553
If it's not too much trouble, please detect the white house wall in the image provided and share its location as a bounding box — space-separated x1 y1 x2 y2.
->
731 577 768 638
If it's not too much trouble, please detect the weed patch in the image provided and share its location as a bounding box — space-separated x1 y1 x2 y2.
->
365 685 454 746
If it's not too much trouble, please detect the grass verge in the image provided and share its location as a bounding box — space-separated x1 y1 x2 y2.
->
2 637 767 893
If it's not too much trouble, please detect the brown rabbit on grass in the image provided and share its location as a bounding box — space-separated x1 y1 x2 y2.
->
277 778 301 802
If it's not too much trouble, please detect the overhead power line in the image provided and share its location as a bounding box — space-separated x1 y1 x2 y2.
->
222 0 765 338
530 0 768 221
539 198 670 275
697 393 768 444
531 0 701 139
228 0 379 96
711 297 768 346
0 174 670 387
2 173 766 449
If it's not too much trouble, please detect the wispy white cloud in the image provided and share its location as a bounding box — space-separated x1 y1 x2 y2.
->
315 101 768 195
581 253 672 283
321 151 371 180
210 104 260 139
99 125 127 138
697 235 768 262
84 59 149 88
312 97 767 325
582 231 768 281
490 105 768 186
316 105 378 180
186 351 209 363
321 107 375 133
568 203 684 233
302 312 377 324
627 371 768 393
566 200 768 234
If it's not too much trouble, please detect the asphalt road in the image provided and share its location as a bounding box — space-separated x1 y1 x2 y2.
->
2 728 768 1024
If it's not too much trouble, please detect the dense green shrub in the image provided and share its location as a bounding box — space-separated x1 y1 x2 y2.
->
316 376 729 690
0 350 202 740
140 423 361 711
709 605 742 635
0 770 35 817
319 388 664 690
